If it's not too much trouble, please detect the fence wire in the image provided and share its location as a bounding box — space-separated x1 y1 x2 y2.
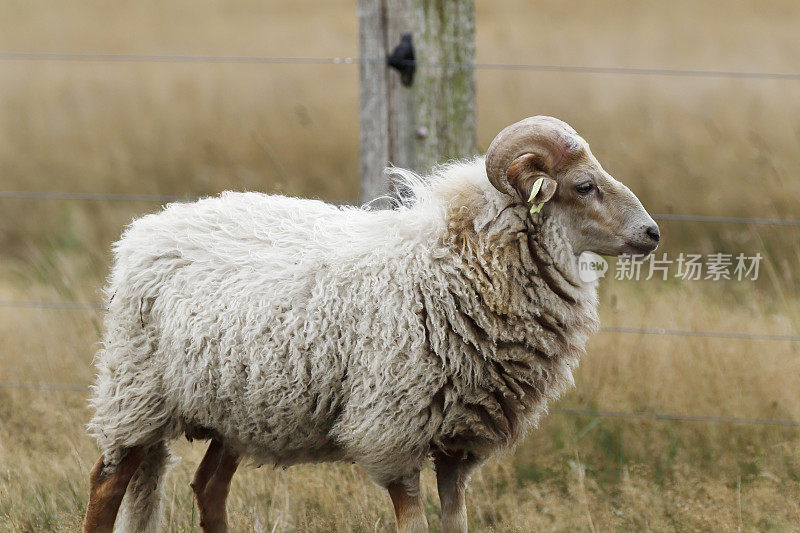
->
550 408 800 427
0 298 798 342
1 380 797 427
0 381 89 392
0 299 104 310
2 190 799 228
2 51 799 225
600 326 800 343
0 191 193 203
3 52 800 81
652 213 800 228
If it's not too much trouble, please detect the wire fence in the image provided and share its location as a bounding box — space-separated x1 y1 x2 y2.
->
3 51 800 226
550 408 800 428
4 51 800 81
0 191 193 203
2 190 800 228
1 298 798 342
1 380 798 427
2 48 799 432
0 299 105 310
0 381 89 392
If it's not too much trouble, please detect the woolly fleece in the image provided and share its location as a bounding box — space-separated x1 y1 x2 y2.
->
88 158 599 491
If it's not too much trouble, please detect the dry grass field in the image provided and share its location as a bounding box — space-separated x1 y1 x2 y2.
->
2 0 800 531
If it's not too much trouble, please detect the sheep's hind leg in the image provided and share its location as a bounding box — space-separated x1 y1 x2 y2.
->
191 439 240 533
84 446 146 533
386 470 428 533
434 451 479 533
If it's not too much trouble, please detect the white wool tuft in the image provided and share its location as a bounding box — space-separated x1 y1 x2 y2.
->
88 157 599 494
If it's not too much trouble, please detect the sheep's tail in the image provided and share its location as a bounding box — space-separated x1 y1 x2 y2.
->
114 442 174 533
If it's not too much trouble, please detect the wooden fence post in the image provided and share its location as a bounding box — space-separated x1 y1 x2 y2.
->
357 0 476 204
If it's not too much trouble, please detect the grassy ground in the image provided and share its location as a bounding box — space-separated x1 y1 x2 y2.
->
2 0 800 531
2 282 799 531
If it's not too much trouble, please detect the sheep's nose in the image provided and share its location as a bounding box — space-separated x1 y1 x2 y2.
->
646 225 660 243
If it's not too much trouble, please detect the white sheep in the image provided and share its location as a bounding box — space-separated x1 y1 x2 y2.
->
83 116 659 533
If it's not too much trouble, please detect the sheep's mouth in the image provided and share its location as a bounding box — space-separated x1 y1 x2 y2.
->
623 241 657 256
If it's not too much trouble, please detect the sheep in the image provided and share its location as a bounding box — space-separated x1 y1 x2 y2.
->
83 116 659 533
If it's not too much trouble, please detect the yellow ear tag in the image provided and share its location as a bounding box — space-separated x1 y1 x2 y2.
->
528 177 546 215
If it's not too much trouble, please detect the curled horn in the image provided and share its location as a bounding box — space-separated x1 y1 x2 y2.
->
485 116 582 197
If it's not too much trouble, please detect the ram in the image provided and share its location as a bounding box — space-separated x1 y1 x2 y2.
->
84 116 659 533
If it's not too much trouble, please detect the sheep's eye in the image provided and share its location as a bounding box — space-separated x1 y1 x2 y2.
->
576 182 594 195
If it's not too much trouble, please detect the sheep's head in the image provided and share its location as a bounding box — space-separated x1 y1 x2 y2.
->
486 116 659 256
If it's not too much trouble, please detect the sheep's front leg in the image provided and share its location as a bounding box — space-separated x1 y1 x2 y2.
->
191 439 240 533
433 451 478 533
84 447 146 533
386 470 428 533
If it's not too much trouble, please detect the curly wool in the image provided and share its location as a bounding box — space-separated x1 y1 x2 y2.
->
88 158 599 486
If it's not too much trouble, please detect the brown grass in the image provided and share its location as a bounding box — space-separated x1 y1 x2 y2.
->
2 0 800 531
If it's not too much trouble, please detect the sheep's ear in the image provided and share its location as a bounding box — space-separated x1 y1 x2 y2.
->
527 176 557 207
506 153 558 206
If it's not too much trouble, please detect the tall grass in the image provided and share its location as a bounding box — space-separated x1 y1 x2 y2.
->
1 0 800 530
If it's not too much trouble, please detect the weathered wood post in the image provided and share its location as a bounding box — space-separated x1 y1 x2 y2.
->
357 0 476 203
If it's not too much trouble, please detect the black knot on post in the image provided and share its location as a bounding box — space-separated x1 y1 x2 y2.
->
387 33 416 87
